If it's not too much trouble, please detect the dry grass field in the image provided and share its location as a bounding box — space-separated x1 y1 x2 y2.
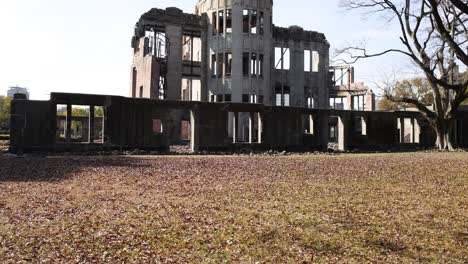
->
0 153 467 263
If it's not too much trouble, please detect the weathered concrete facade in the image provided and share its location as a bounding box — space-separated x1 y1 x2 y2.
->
130 7 209 101
131 1 332 108
9 93 468 154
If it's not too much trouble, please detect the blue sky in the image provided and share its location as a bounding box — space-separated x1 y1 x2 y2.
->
0 0 410 100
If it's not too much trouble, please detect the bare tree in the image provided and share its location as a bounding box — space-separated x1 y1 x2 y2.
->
337 0 468 150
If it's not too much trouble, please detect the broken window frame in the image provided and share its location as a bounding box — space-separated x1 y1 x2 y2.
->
275 47 290 70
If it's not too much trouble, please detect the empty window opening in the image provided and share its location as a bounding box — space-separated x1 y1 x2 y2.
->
211 53 217 76
275 47 290 70
284 86 291 106
242 94 258 104
212 12 217 35
258 95 264 104
312 51 320 72
258 54 264 77
218 10 224 34
304 50 311 72
275 85 290 106
56 105 103 144
231 112 259 143
330 97 348 110
305 115 314 135
329 125 338 143
217 53 223 77
275 93 282 106
284 94 290 107
71 106 90 143
225 53 232 76
182 35 202 62
354 116 363 135
283 49 290 70
259 11 264 35
307 96 315 109
275 84 282 106
243 10 249 33
226 9 232 33
181 78 191 101
250 53 257 76
275 47 282 70
224 94 232 102
210 94 223 103
239 112 250 143
93 106 104 144
132 68 137 97
56 104 68 142
139 86 144 98
242 94 249 103
146 30 167 58
352 95 365 111
153 119 163 134
243 52 249 76
251 10 257 34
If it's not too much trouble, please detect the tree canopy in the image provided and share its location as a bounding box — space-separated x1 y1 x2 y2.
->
338 0 468 150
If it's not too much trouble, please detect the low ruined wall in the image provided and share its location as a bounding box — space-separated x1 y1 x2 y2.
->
9 93 468 153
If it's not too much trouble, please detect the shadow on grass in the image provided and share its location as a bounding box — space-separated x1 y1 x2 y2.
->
0 156 146 182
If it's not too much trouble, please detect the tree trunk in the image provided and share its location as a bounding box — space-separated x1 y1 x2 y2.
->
435 119 455 151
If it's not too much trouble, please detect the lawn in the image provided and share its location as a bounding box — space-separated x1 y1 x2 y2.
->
0 153 467 263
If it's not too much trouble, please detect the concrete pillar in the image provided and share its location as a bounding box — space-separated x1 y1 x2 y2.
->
258 112 263 144
66 104 72 144
200 20 209 102
166 24 183 100
233 112 239 143
190 110 200 152
337 115 348 151
413 118 421 144
89 106 95 143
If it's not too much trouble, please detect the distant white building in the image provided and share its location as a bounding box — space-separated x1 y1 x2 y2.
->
7 86 29 99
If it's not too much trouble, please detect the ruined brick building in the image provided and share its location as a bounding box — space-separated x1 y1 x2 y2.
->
129 1 374 110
